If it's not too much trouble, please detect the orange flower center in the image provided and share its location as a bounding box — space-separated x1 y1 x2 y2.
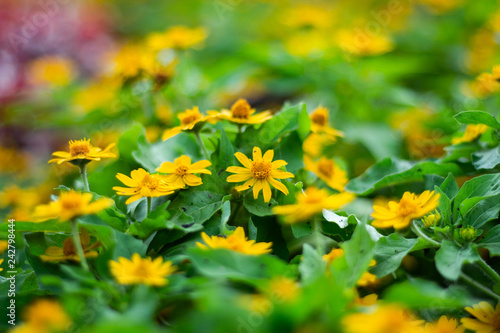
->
179 110 202 125
141 174 160 190
317 159 334 178
311 112 327 126
231 99 252 119
251 161 272 179
175 165 189 176
60 196 83 211
62 238 77 256
397 197 417 216
69 140 91 156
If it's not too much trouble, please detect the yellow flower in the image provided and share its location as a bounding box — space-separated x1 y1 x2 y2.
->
323 248 377 287
48 138 116 165
237 294 273 315
196 227 272 255
40 228 100 262
207 99 272 125
0 184 41 209
147 26 207 51
425 316 465 333
156 155 211 188
452 124 489 145
354 293 379 307
422 211 441 228
113 168 179 205
371 191 440 230
109 253 177 286
162 107 214 140
280 4 332 30
266 277 300 302
323 248 345 265
337 30 394 57
33 191 113 222
109 43 151 79
73 78 120 114
0 258 3 272
0 240 7 254
309 106 344 139
304 156 348 191
273 187 355 224
226 147 294 203
470 66 500 98
461 302 500 333
303 133 334 158
343 305 422 333
20 299 71 333
28 56 76 87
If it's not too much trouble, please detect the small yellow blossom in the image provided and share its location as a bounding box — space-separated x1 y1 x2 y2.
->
147 26 207 51
208 99 272 125
0 184 41 209
452 124 489 145
73 78 120 114
303 133 334 158
280 4 332 30
28 56 76 87
33 191 113 222
459 226 478 242
337 30 394 57
113 168 180 204
354 293 379 307
226 147 294 203
0 240 8 254
304 156 348 191
197 227 272 255
48 138 116 165
424 316 465 333
40 229 100 262
109 253 177 286
273 187 355 224
156 155 212 188
371 191 440 229
461 302 500 333
109 43 151 79
237 294 273 315
309 106 344 139
20 299 71 332
323 248 345 265
266 277 300 302
422 211 441 228
343 304 422 333
162 107 214 141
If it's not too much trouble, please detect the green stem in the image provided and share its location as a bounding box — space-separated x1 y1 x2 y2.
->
460 272 500 301
71 220 89 271
194 132 210 160
147 197 152 215
313 217 324 255
79 164 90 192
477 257 500 284
411 221 441 247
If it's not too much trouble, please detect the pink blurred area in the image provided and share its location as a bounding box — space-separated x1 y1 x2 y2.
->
0 0 116 101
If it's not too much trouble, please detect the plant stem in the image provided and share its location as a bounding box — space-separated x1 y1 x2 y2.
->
313 217 324 255
411 221 441 247
477 257 500 284
79 164 90 192
460 272 500 301
147 197 152 215
194 132 210 160
71 220 89 271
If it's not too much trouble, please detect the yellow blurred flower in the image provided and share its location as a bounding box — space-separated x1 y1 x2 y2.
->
309 106 344 139
226 147 294 203
337 30 394 56
461 302 500 333
109 253 177 286
0 184 41 209
284 31 330 57
0 258 3 272
40 228 100 262
109 43 151 78
73 78 120 114
113 168 180 205
196 227 272 255
371 191 440 229
0 146 30 175
470 66 500 98
303 133 335 158
33 191 113 222
354 293 378 307
208 99 272 125
452 124 489 145
147 26 207 51
48 138 116 165
266 277 300 302
425 316 465 333
28 56 76 87
0 240 8 254
343 304 422 333
273 187 355 224
323 248 345 265
238 294 273 315
280 4 333 30
304 156 348 191
20 299 71 333
162 107 214 140
157 155 211 188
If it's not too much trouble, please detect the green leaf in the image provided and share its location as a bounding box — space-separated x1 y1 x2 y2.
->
346 157 461 195
257 103 304 144
251 216 288 261
454 110 500 129
435 240 480 281
453 174 500 223
219 200 235 235
478 225 500 256
0 221 71 233
461 194 500 228
472 147 500 170
299 244 326 286
372 233 418 278
118 122 146 162
291 223 313 239
278 131 304 174
439 173 459 199
128 201 171 239
243 195 278 217
346 123 401 160
297 104 311 141
213 129 235 171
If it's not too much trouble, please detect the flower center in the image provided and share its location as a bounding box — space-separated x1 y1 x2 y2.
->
251 161 272 179
62 238 77 256
60 196 83 211
311 112 327 126
397 197 417 216
69 140 91 156
317 159 334 178
141 174 160 190
175 165 189 176
231 99 252 119
133 263 153 279
179 109 202 125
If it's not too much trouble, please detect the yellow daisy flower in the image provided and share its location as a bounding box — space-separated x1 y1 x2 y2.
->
48 138 116 165
452 124 489 145
113 168 179 205
226 147 294 203
337 30 394 57
40 229 101 262
162 107 214 141
273 187 355 224
303 133 333 158
156 155 212 188
20 299 72 332
343 305 422 333
33 191 113 222
371 191 440 230
309 106 344 139
196 227 272 255
304 155 348 191
425 316 465 333
109 253 177 286
147 26 207 51
207 99 272 125
461 302 500 333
